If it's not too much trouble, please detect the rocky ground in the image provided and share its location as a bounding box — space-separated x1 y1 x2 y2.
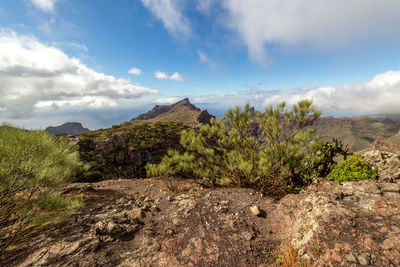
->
3 150 400 267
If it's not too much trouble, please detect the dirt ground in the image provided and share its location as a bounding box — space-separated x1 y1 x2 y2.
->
3 175 400 267
3 178 282 267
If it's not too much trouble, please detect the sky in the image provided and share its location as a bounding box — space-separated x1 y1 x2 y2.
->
1 0 400 129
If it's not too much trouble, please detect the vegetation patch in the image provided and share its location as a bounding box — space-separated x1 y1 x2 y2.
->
327 155 378 183
0 124 82 257
148 101 352 197
78 121 188 181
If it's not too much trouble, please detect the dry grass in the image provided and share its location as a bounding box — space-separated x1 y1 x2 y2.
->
162 178 194 194
277 244 311 267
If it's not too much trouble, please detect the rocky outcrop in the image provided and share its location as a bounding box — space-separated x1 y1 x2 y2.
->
45 122 89 135
362 150 400 182
269 178 400 266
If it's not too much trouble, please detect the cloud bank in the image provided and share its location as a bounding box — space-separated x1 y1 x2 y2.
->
223 0 400 63
262 70 400 114
141 0 400 64
157 69 400 115
0 31 157 119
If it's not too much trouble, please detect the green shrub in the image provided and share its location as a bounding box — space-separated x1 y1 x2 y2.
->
304 137 352 178
327 155 377 183
147 100 322 196
0 123 82 256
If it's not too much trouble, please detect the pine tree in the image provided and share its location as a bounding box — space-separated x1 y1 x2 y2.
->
146 100 322 196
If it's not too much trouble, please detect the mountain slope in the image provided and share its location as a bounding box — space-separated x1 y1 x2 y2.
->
366 130 400 153
129 98 214 126
45 122 89 135
310 116 400 152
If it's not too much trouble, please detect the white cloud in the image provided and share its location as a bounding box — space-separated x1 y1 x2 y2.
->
262 70 400 114
31 0 58 13
154 71 185 82
128 67 142 76
154 97 182 104
223 0 400 63
154 71 169 80
0 30 157 119
170 72 185 82
141 0 191 38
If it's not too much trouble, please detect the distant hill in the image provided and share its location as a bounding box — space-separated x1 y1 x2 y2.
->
365 113 400 123
129 98 214 126
45 122 89 135
365 130 400 153
310 116 400 152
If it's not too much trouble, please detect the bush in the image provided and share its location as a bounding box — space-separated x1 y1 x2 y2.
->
0 124 82 256
327 155 377 183
304 137 352 179
147 100 322 197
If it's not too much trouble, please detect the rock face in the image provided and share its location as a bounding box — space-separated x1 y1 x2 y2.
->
129 98 214 126
362 150 400 182
269 177 400 266
45 122 90 135
79 121 188 180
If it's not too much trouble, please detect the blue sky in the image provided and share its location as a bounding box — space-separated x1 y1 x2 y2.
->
1 0 400 129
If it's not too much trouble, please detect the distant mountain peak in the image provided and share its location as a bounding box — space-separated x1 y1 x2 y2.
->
45 122 89 135
130 98 212 125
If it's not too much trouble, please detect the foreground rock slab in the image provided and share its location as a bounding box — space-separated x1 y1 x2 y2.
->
4 174 400 266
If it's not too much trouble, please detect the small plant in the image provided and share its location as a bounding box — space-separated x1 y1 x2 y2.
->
277 244 311 267
286 210 294 215
327 155 378 184
163 178 194 194
276 254 284 264
312 243 321 255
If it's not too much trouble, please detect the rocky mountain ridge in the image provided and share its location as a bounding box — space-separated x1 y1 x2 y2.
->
45 122 89 135
129 98 214 126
